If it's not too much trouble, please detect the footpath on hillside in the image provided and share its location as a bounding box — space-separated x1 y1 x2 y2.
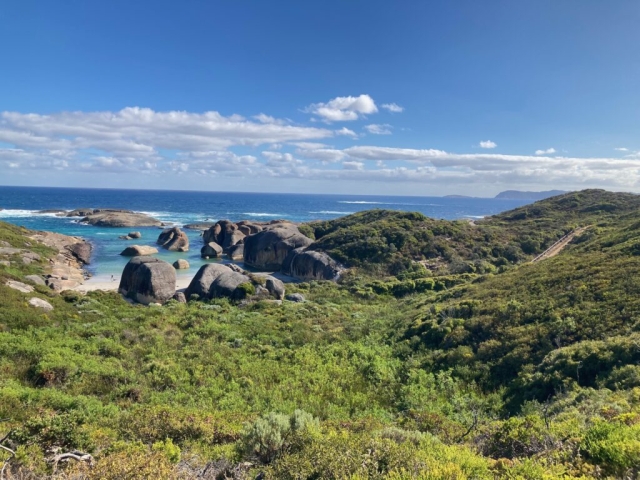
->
531 226 589 263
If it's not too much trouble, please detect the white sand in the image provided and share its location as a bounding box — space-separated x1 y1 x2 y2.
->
74 274 193 292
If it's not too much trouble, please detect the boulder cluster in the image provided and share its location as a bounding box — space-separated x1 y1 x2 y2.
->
117 219 343 305
118 256 286 305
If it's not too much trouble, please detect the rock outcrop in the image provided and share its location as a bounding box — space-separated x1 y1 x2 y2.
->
227 244 244 260
185 264 233 299
203 220 245 251
210 271 252 301
66 241 92 265
243 225 312 270
201 242 223 258
29 297 53 311
28 231 87 290
120 245 159 256
25 275 46 286
157 227 189 252
265 276 285 300
286 293 306 303
6 280 34 293
129 231 142 239
118 256 176 305
74 209 162 227
281 248 342 281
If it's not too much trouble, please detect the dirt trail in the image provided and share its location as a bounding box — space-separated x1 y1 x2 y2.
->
531 226 589 263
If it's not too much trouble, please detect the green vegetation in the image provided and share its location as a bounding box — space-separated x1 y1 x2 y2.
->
2 189 640 478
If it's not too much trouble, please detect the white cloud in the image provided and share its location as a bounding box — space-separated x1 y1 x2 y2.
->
335 127 357 137
304 94 378 122
381 103 404 113
479 140 497 149
343 161 365 171
364 124 392 135
615 147 629 152
535 147 556 155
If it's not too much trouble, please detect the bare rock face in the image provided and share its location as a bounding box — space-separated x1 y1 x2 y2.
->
265 276 285 300
118 256 176 305
184 222 216 231
203 220 245 251
29 297 53 311
281 248 342 281
201 242 223 258
66 241 92 265
227 244 244 260
286 293 306 303
157 227 189 252
80 210 162 227
243 226 313 271
120 245 159 256
210 271 252 301
6 280 34 293
172 291 187 303
25 275 46 286
173 259 190 269
185 263 233 299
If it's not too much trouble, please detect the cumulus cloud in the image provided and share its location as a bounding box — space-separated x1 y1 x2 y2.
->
2 106 640 192
535 147 556 155
381 103 404 113
364 124 392 135
304 94 378 122
615 147 629 152
479 140 497 149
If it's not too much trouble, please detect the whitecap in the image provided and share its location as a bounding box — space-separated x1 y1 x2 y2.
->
242 212 289 217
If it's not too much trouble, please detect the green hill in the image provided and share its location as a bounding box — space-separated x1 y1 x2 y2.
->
1 189 640 478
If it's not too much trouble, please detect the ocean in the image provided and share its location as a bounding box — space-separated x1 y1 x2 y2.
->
0 186 530 281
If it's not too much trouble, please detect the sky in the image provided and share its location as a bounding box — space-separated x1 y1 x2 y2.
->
0 1 639 196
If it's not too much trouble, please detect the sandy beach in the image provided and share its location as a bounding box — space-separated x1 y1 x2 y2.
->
74 274 194 293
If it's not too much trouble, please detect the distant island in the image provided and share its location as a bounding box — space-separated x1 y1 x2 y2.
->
495 189 567 200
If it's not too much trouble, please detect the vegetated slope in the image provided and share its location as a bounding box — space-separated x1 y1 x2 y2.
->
4 191 640 478
398 194 640 410
306 189 640 277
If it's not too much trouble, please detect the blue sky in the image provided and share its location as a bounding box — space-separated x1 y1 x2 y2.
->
0 1 639 196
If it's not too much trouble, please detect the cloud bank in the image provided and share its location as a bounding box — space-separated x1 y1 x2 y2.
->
1 104 639 193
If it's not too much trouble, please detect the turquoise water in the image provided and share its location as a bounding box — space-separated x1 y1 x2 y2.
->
0 186 530 279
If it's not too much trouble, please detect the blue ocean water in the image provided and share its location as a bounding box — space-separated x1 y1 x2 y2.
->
0 186 530 280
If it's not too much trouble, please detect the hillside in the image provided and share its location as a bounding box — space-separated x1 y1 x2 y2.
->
1 189 640 478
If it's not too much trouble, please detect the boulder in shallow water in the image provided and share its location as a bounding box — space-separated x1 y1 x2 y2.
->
243 226 312 270
173 259 190 270
201 242 223 258
120 245 159 256
81 210 162 227
118 256 176 305
157 227 189 252
185 263 233 299
128 231 142 239
227 244 244 260
281 248 342 281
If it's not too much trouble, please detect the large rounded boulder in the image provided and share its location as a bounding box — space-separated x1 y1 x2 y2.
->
120 245 159 256
184 263 233 299
243 226 312 271
281 248 342 281
210 271 252 301
66 241 92 265
203 220 245 251
118 256 176 305
157 227 189 252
